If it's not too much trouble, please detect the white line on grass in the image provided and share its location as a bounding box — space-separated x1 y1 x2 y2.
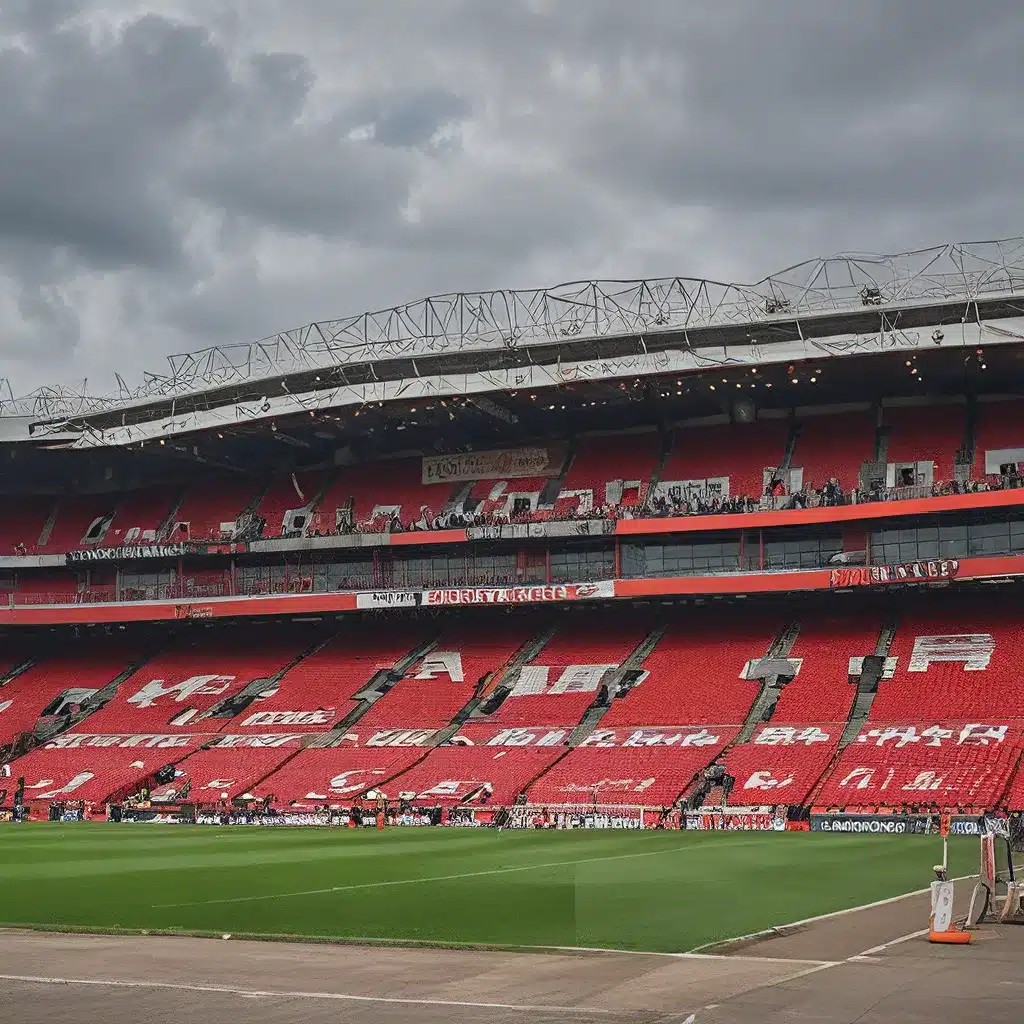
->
684 874 975 954
154 842 749 909
0 974 618 1015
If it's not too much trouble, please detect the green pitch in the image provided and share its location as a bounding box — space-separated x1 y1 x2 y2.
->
0 825 975 952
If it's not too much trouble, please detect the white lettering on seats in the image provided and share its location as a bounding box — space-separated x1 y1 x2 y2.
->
907 634 995 672
579 727 722 748
28 772 95 798
839 767 876 790
413 652 464 682
509 664 617 697
127 674 236 708
201 779 238 790
560 777 657 794
366 729 435 747
320 769 389 796
485 728 568 747
240 710 333 727
902 771 945 791
755 726 831 746
44 733 195 749
857 723 1008 747
743 770 794 791
959 723 1008 744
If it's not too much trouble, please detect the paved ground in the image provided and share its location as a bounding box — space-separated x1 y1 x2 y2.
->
1 885 1020 1024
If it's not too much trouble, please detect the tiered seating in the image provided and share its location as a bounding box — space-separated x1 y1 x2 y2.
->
151 745 297 802
11 572 81 604
6 736 204 805
1002 757 1024 812
101 487 178 546
553 432 660 515
716 725 841 806
526 740 731 807
314 458 455 530
883 404 965 481
479 615 648 726
470 477 550 520
254 472 326 537
0 497 53 554
814 724 1023 812
870 603 1024 722
356 622 534 729
660 420 790 499
972 401 1024 479
252 746 425 808
771 615 879 724
791 411 876 491
382 746 563 805
169 479 261 542
80 627 312 734
0 641 144 745
601 614 776 726
221 624 425 732
40 496 118 552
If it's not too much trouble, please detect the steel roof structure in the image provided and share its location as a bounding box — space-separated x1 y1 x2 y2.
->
2 236 1023 445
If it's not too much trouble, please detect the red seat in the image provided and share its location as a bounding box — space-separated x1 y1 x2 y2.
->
814 721 1022 813
382 746 563 805
251 746 425 808
601 613 776 726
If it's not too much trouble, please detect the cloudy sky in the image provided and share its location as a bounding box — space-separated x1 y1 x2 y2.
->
0 0 1020 396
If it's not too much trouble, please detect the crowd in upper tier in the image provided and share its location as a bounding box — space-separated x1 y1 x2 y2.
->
3 399 1024 554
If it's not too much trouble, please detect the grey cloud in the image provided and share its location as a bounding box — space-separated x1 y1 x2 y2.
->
0 0 1021 393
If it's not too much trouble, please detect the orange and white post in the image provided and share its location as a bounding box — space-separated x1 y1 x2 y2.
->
930 814 970 944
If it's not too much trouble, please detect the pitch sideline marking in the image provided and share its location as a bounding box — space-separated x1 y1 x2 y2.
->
154 840 765 909
685 874 976 953
0 974 619 1015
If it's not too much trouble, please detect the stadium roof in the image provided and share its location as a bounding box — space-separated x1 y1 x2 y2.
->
2 236 1023 445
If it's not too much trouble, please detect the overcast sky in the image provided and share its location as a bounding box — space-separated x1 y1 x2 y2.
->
0 0 1021 396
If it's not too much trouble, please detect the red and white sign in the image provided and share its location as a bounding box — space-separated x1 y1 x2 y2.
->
423 582 613 606
829 559 959 588
685 811 784 831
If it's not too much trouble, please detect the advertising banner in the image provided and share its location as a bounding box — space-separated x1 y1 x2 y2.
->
422 445 566 484
810 813 936 834
66 543 192 564
829 559 959 588
423 582 613 606
685 811 786 831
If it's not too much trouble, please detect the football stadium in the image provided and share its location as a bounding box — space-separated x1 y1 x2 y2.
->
2 238 1024 1022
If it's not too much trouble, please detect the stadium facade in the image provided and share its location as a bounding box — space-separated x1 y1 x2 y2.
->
2 236 1024 826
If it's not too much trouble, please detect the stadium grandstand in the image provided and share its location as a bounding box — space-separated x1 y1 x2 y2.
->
2 235 1024 828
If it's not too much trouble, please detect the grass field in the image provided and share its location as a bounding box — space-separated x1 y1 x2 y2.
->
0 825 976 953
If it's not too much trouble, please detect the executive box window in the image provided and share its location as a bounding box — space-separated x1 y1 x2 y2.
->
870 518 1024 563
549 543 615 583
762 532 843 570
621 535 741 577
